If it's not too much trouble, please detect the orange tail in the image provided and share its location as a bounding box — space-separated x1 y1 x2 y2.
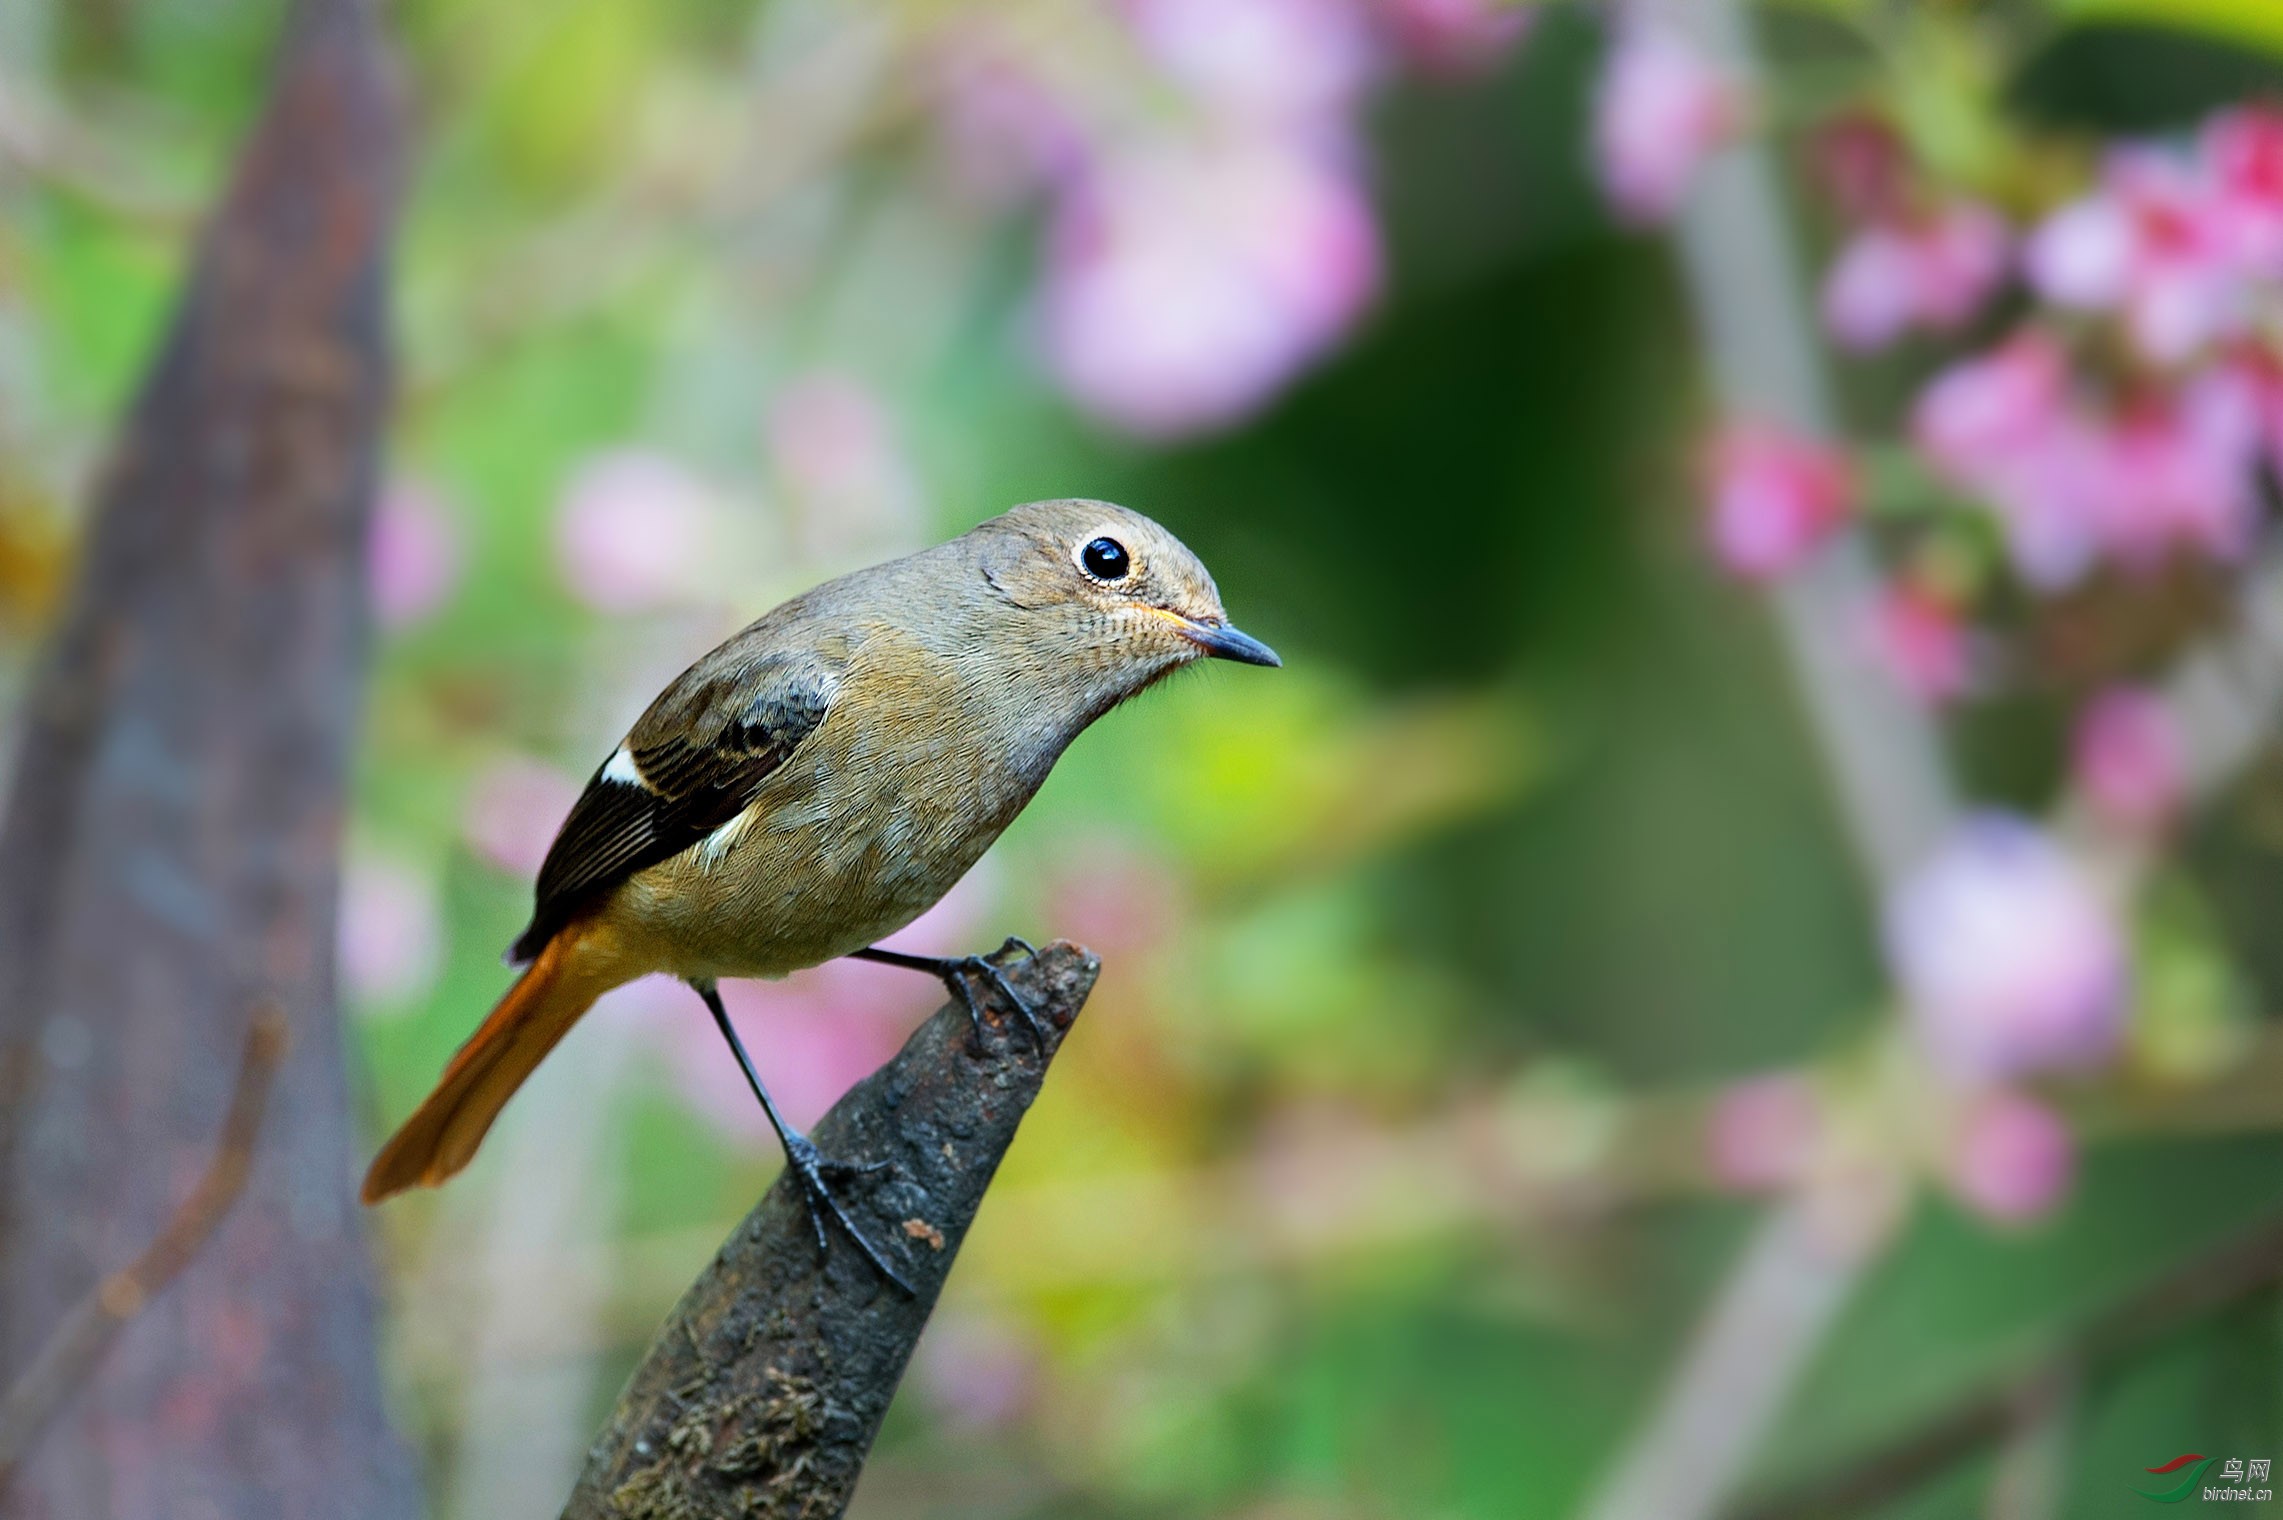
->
361 924 625 1204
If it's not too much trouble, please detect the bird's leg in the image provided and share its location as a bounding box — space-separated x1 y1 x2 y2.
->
689 980 913 1295
849 937 1046 1048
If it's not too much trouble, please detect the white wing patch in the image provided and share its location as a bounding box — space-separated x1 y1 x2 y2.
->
694 805 756 868
601 746 645 787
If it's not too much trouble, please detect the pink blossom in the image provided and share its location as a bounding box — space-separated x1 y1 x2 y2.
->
2225 345 2283 482
1702 421 1854 580
1944 1090 2075 1225
1900 206 2006 329
2094 369 2263 568
908 1311 1042 1431
461 756 582 878
1592 20 1743 225
337 851 444 1012
1040 140 1379 438
765 375 925 562
924 33 1089 202
368 481 461 631
1885 815 2128 1081
553 450 722 614
1916 350 2262 580
2073 686 2187 832
1912 334 2105 588
1373 0 1533 75
1821 230 1921 353
1127 0 1379 131
1043 834 1183 957
1707 1074 1822 1191
1864 577 1971 706
2203 105 2283 275
1822 203 2009 351
2027 151 2243 364
1809 114 1911 224
2022 196 2134 312
1914 331 2073 476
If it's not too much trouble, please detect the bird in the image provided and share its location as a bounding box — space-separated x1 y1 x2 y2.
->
360 497 1279 1287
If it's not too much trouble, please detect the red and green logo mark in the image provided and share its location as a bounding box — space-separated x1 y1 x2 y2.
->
2135 1454 2217 1504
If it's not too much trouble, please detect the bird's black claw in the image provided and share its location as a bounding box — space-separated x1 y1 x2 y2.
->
940 967 993 1052
779 1132 913 1296
941 953 1047 1050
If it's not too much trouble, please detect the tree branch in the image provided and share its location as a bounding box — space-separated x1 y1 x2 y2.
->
0 0 417 1509
560 942 1099 1520
0 1007 289 1494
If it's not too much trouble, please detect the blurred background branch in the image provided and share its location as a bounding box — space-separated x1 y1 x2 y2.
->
0 0 416 1512
0 1007 287 1495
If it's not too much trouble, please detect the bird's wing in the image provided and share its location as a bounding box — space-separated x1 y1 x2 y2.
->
508 646 841 962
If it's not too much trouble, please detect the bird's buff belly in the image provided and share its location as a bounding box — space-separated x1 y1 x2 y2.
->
604 792 1007 983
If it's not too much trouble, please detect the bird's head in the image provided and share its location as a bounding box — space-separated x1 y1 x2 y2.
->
972 500 1280 706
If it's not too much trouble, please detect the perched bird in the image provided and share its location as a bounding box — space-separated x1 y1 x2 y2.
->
361 498 1278 1285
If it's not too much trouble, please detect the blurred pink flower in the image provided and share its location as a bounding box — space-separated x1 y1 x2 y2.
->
1913 333 2105 588
553 450 722 614
624 872 995 1139
1702 421 1854 580
765 374 925 562
1044 834 1184 957
1864 576 1971 706
1914 330 2072 475
924 32 1090 202
461 756 581 878
2226 345 2283 481
368 481 461 631
338 851 444 1012
1809 114 1911 224
1885 815 2127 1081
2205 105 2283 273
1373 0 1533 75
1822 203 2009 352
1128 0 1379 130
2074 686 2187 833
2027 151 2243 364
1592 19 1743 225
2022 195 2134 311
1707 1073 1822 1192
2094 370 2263 568
1040 140 1379 438
907 1310 1042 1432
1944 1089 2075 1226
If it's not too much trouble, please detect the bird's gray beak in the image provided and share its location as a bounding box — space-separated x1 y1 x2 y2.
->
1180 618 1282 668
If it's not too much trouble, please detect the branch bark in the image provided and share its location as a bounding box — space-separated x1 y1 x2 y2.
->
0 0 416 1513
0 1008 289 1494
561 942 1099 1520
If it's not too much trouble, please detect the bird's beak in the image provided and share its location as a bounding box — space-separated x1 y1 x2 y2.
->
1177 616 1282 668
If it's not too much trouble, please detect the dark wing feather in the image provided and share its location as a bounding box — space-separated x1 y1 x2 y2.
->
507 648 838 961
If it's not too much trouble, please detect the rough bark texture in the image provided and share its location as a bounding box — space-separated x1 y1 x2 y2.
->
0 1 417 1515
562 943 1100 1520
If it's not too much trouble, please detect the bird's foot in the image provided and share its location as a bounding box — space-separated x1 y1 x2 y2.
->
849 937 1045 1051
778 1128 912 1295
938 938 1046 1050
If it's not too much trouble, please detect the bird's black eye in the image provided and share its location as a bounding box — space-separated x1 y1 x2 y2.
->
1080 536 1132 581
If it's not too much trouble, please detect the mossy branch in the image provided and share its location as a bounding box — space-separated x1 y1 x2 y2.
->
559 941 1099 1520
